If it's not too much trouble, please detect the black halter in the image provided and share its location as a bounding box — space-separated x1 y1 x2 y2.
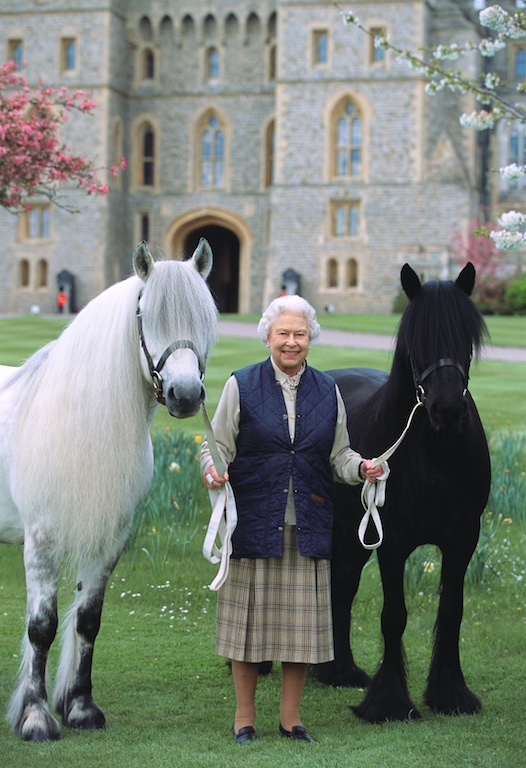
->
411 356 469 404
136 294 205 406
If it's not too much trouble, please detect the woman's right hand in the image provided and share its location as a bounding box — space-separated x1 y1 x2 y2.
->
203 465 229 490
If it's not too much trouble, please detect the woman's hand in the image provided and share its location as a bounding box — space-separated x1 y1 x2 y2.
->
360 459 383 484
203 465 229 490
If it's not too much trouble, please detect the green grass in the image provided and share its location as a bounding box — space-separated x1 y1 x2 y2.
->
0 315 524 434
222 312 526 349
0 514 524 768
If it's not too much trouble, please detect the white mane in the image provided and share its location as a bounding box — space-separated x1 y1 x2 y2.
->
5 259 216 565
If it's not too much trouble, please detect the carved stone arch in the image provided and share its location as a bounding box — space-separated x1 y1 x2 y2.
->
166 208 252 313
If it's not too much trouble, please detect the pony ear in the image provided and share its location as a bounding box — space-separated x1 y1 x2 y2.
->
132 241 155 281
455 262 476 296
400 263 421 300
191 238 213 280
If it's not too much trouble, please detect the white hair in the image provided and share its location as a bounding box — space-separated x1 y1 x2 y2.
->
257 295 321 344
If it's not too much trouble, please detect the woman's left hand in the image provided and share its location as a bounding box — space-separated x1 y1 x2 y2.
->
360 459 383 483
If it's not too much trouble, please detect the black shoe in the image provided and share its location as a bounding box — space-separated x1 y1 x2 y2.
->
279 722 315 742
233 725 258 744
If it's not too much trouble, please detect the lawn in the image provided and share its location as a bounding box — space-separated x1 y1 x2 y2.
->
1 314 523 435
0 312 524 766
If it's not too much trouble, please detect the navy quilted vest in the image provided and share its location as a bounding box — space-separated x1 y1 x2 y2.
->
229 358 337 559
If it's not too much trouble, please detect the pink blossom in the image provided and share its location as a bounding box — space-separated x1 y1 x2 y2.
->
0 61 125 211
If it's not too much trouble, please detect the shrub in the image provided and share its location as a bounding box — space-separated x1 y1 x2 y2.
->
505 272 526 315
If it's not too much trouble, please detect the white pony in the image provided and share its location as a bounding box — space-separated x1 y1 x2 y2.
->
0 239 217 742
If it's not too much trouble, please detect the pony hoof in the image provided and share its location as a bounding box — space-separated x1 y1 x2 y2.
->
62 698 106 730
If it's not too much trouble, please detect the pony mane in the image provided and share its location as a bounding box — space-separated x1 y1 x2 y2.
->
397 278 489 371
9 258 216 565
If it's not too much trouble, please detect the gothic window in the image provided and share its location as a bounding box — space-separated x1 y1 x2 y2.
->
37 259 48 288
346 258 358 288
333 99 362 177
264 119 275 187
8 39 23 68
207 47 220 80
199 113 225 188
61 38 77 72
268 44 277 81
313 30 328 65
142 48 155 80
327 258 339 289
19 260 30 288
137 123 156 187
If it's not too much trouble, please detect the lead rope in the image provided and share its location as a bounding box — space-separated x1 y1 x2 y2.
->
201 403 238 591
358 399 424 549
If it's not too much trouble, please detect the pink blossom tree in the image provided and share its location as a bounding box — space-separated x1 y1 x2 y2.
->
0 61 125 212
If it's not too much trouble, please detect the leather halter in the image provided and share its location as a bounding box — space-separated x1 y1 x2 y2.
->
411 356 469 404
136 294 205 406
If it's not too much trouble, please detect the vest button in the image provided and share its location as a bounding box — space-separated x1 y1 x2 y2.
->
278 526 284 532
282 488 288 494
289 449 295 455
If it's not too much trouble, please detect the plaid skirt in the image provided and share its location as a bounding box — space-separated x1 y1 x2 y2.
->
215 525 334 664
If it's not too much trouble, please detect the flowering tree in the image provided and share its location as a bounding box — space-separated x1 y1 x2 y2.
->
336 2 526 252
0 61 125 212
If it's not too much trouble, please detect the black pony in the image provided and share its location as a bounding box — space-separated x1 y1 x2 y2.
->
317 263 491 722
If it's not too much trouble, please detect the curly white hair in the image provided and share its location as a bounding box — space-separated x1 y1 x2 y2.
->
257 295 321 344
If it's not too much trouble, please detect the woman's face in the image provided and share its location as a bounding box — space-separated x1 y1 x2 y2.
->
266 311 310 376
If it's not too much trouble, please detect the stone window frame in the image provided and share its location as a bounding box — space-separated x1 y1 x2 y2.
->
60 37 78 74
263 118 275 188
132 119 158 190
367 24 389 66
19 204 52 241
331 200 361 237
311 28 329 67
8 38 24 68
330 96 363 179
324 256 360 291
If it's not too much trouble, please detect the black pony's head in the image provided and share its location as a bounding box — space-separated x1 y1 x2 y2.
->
396 263 489 433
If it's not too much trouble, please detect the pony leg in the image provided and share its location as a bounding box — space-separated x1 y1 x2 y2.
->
352 548 420 722
424 544 481 715
314 518 372 687
53 553 121 730
8 530 61 741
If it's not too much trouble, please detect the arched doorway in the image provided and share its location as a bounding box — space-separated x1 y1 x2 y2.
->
183 226 240 313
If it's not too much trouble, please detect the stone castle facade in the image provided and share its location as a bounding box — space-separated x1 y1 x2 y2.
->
0 0 522 315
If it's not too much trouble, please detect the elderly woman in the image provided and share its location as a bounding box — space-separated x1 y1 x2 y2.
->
200 295 382 744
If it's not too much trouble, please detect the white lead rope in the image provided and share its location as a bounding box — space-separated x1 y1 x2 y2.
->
201 403 238 591
358 400 424 550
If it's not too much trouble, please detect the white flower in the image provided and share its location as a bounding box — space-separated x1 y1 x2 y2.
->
479 5 509 33
459 110 495 130
484 72 501 89
490 229 526 250
433 44 462 61
341 10 359 27
478 38 507 57
497 210 526 231
500 163 526 181
169 461 181 472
